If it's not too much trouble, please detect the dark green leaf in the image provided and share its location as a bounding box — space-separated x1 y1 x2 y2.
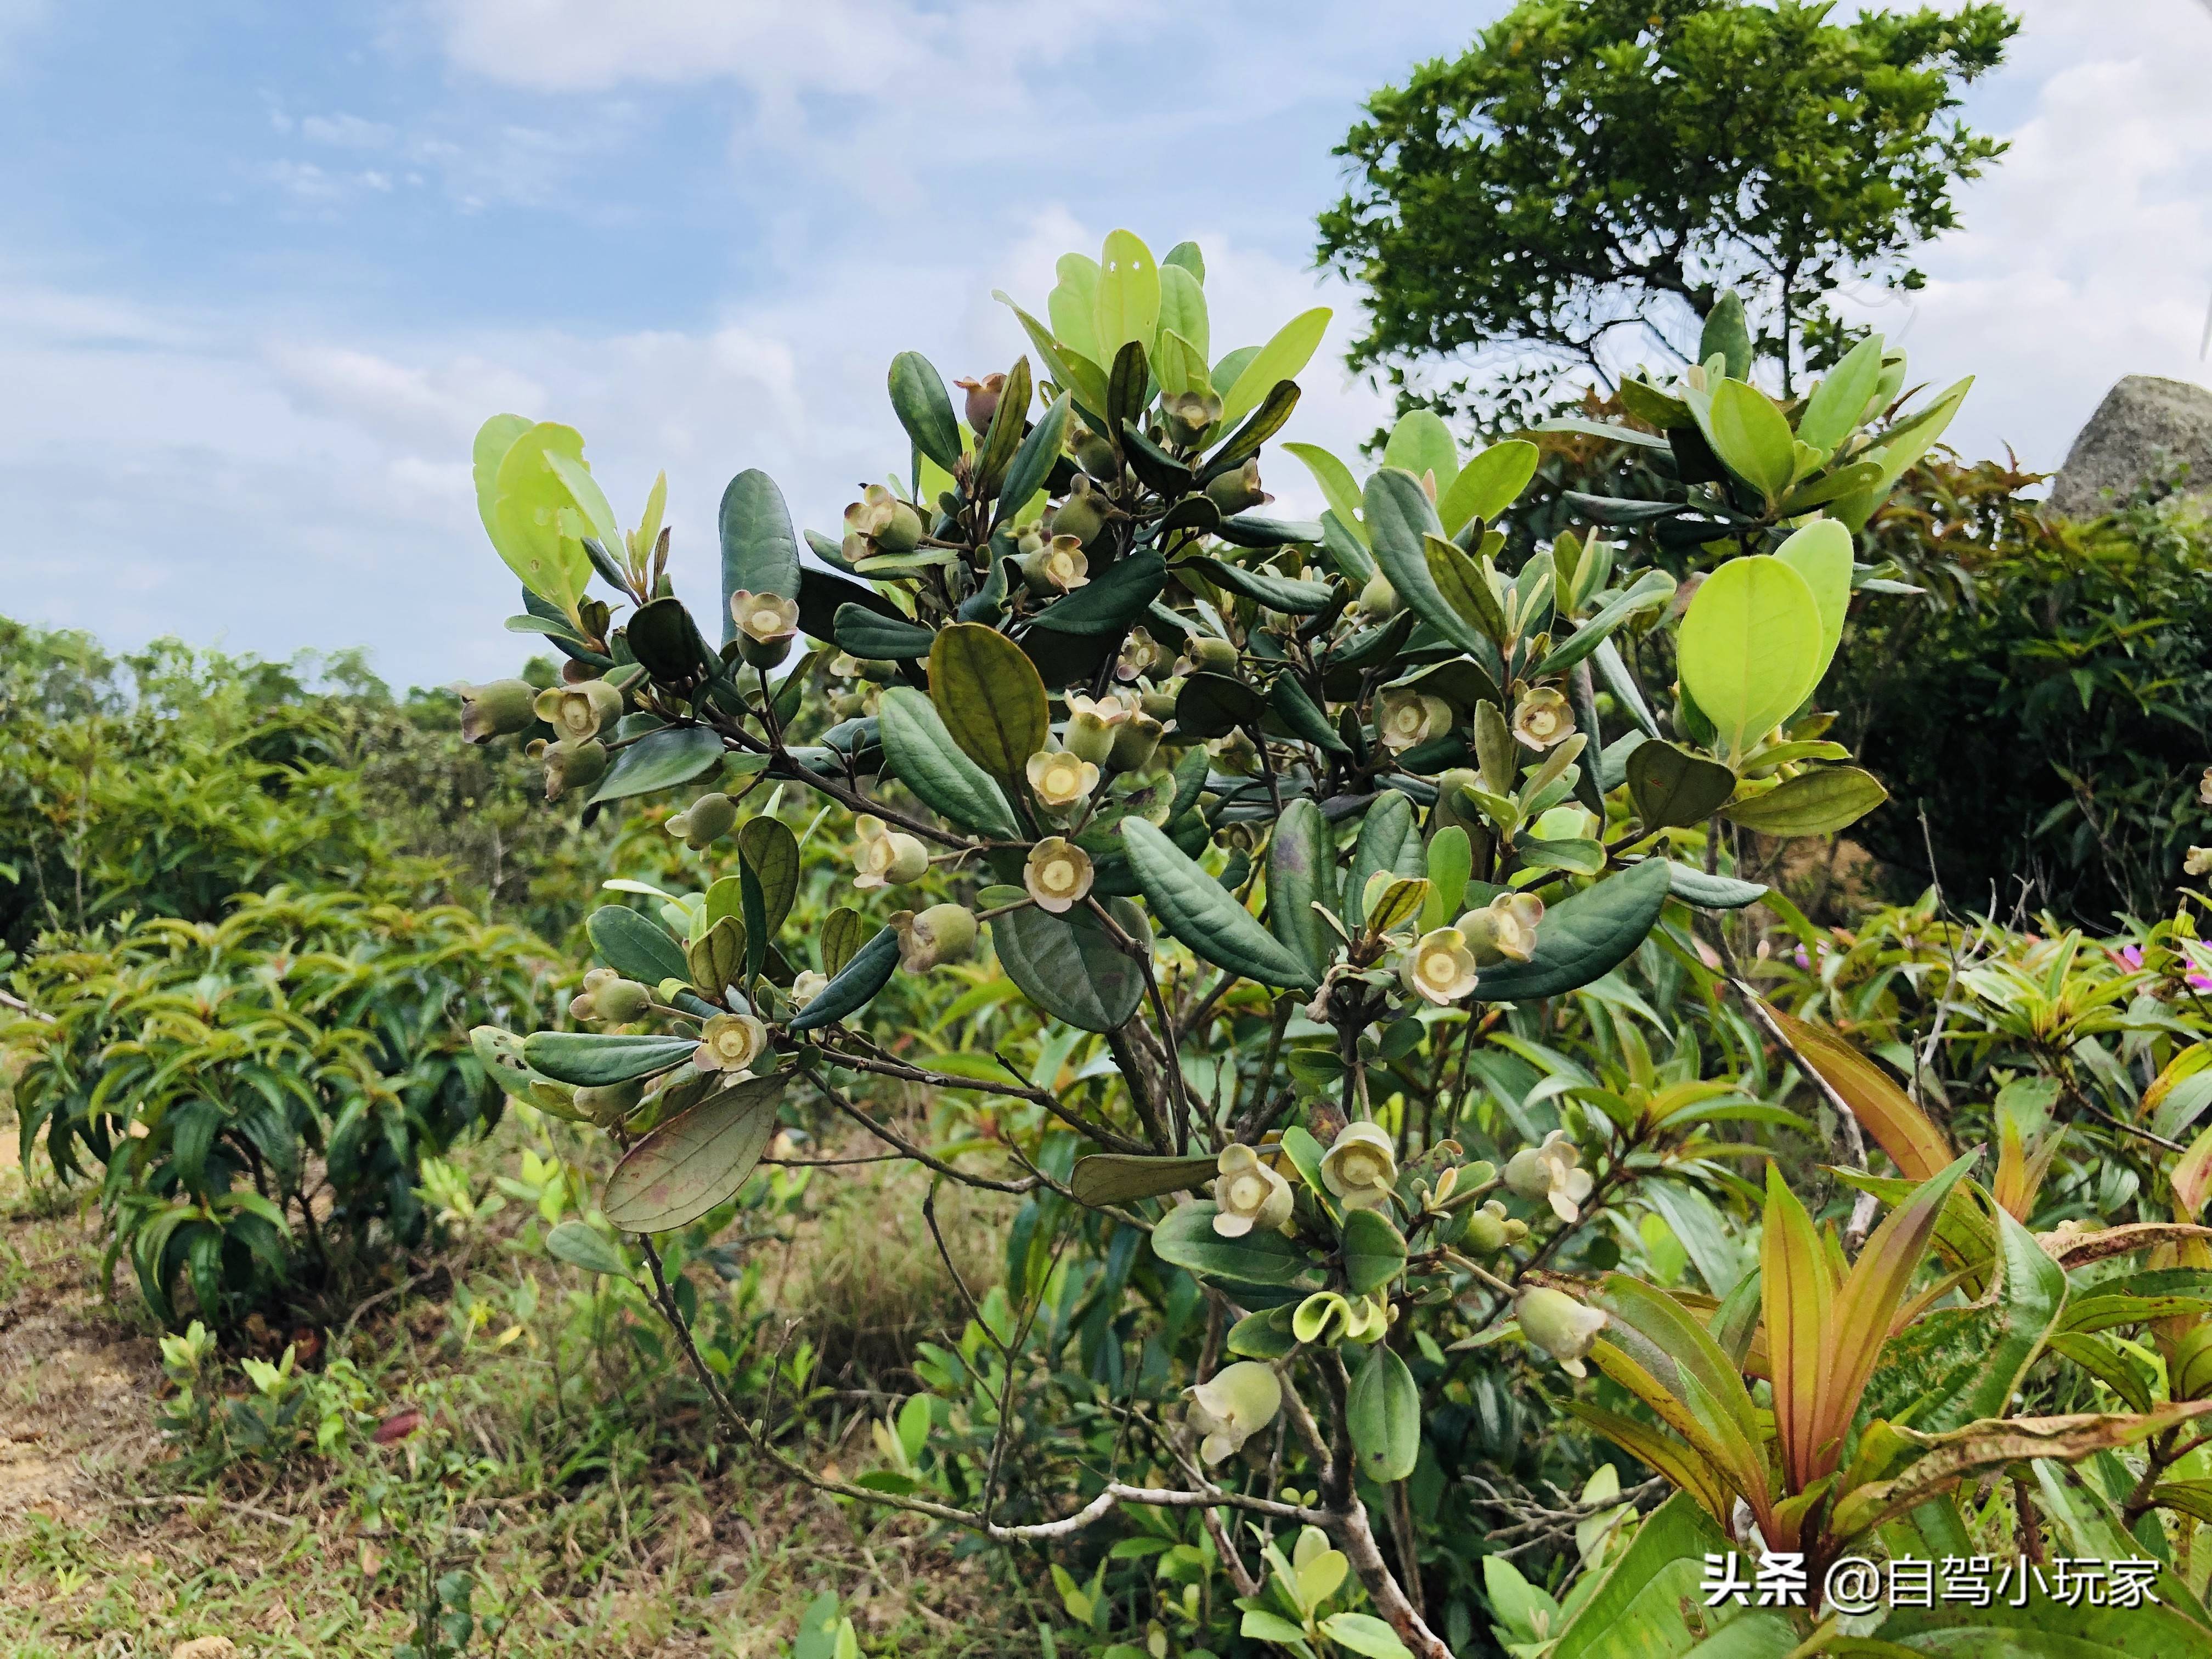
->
1472 857 1670 1000
1183 556 1334 613
1201 380 1300 479
1269 673 1350 754
1029 550 1167 636
522 1032 698 1087
1664 865 1768 910
1627 741 1737 830
820 908 868 978
1122 819 1319 990
997 391 1072 524
1213 515 1324 549
991 899 1149 1034
1151 1201 1310 1284
877 686 1019 837
719 469 802 626
587 725 724 806
1365 469 1489 656
971 357 1032 495
1268 796 1338 979
888 352 962 473
587 906 688 984
833 603 934 662
1173 671 1265 739
1347 1342 1419 1481
737 816 800 939
788 927 900 1031
1342 1208 1407 1296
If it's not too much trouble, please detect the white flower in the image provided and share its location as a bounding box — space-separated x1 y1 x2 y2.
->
1403 927 1480 1005
1213 1144 1294 1238
1185 1362 1283 1464
1320 1122 1398 1213
1504 1129 1595 1223
1517 1287 1607 1378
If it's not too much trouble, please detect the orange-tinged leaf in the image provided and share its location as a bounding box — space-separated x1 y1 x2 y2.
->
1813 1152 1978 1483
1761 1164 1831 1495
2174 1124 2212 1222
1585 1341 1767 1528
1768 1003 1954 1181
2039 1221 2212 1267
1563 1400 1735 1525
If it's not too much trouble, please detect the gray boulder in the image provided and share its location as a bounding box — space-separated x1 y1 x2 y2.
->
2047 374 2212 518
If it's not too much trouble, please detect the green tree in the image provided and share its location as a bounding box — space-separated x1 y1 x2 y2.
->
1317 0 2016 424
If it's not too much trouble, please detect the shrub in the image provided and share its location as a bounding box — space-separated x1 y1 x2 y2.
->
1841 460 2212 923
447 233 2208 1656
4 888 556 1329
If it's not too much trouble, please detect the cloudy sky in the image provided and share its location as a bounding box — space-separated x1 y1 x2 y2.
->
3 1 2209 691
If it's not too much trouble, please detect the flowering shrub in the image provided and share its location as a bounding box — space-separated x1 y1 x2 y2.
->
453 234 2211 1654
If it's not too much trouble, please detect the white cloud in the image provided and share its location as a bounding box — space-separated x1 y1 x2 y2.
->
301 112 397 150
1835 0 2212 470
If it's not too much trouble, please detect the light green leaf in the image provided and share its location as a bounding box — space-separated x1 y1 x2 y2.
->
1548 1493 1796 1659
1092 230 1160 359
1382 409 1458 497
736 816 800 939
1794 334 1885 455
602 1073 784 1233
544 1220 628 1276
1217 306 1331 428
1771 518 1853 686
1704 380 1796 503
1157 262 1209 365
1317 1614 1412 1659
489 422 596 613
1284 443 1367 545
1436 439 1538 535
1677 555 1823 755
588 725 725 805
1342 1208 1407 1296
1122 819 1319 990
1048 252 1102 365
1150 328 1211 399
1720 767 1887 837
1832 376 1973 532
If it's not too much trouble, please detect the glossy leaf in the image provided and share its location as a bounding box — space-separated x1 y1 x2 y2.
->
1092 229 1159 359
877 687 1019 838
602 1073 784 1233
832 604 933 662
522 1031 697 1088
998 391 1072 524
718 469 802 626
1547 1493 1795 1659
1795 334 1886 456
1436 438 1538 536
1030 549 1167 636
1771 518 1853 685
736 816 800 939
1150 1201 1310 1285
1217 306 1330 428
586 725 725 806
888 352 962 473
1677 555 1822 754
1183 556 1334 614
1342 1207 1407 1296
1267 797 1338 979
929 623 1048 784
1122 819 1319 990
1382 409 1458 498
991 899 1149 1034
1471 857 1671 1000
787 926 900 1031
1704 379 1795 501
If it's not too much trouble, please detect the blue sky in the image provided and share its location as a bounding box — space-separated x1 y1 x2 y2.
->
5 1 2210 691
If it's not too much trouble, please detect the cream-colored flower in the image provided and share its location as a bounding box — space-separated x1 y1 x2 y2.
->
1063 691 1133 765
1504 1129 1594 1223
1185 1362 1282 1464
1024 838 1096 915
1036 534 1090 593
891 905 978 972
1111 712 1165 772
852 814 929 890
1403 927 1480 1005
1511 687 1575 751
789 970 830 1008
843 483 922 553
2188 847 2212 878
1517 1287 1608 1378
1212 1144 1294 1238
2200 766 2212 808
1459 893 1541 964
534 679 622 742
1026 748 1100 810
1377 690 1451 755
1320 1122 1398 1213
1115 627 1163 683
693 1012 768 1074
730 590 800 648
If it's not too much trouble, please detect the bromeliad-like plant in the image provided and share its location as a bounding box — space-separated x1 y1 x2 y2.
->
452 233 2175 1654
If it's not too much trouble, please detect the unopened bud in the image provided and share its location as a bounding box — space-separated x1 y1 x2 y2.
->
543 738 610 801
669 792 738 850
893 904 978 972
595 978 652 1022
1189 635 1238 673
1204 459 1269 516
455 679 538 744
1358 574 1400 620
955 372 1006 435
1112 711 1165 772
1048 476 1106 546
1517 1287 1607 1378
1071 423 1118 479
1464 1201 1513 1254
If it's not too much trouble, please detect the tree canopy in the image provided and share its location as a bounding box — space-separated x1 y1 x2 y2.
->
1317 0 2017 424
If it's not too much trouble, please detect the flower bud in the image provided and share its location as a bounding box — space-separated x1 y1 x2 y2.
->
1161 390 1222 448
1186 635 1238 674
693 1012 768 1074
1403 927 1480 1006
852 814 929 890
1512 686 1575 751
2188 848 2212 878
1048 476 1106 546
1463 1200 1513 1253
542 738 610 801
1212 1143 1294 1238
1320 1122 1398 1213
1503 1129 1593 1223
1111 712 1165 772
1071 422 1118 479
574 1077 645 1127
1024 837 1096 914
1026 748 1101 810
1358 574 1400 620
455 678 538 744
669 792 739 850
595 977 652 1023
1204 459 1269 516
1517 1286 1607 1378
955 372 1006 435
1184 1361 1281 1464
534 679 623 742
730 590 801 667
1459 895 1538 965
1377 690 1451 755
893 904 978 972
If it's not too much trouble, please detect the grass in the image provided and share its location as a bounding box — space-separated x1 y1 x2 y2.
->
0 1104 1036 1658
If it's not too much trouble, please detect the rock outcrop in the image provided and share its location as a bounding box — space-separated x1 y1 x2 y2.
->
2047 374 2212 518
